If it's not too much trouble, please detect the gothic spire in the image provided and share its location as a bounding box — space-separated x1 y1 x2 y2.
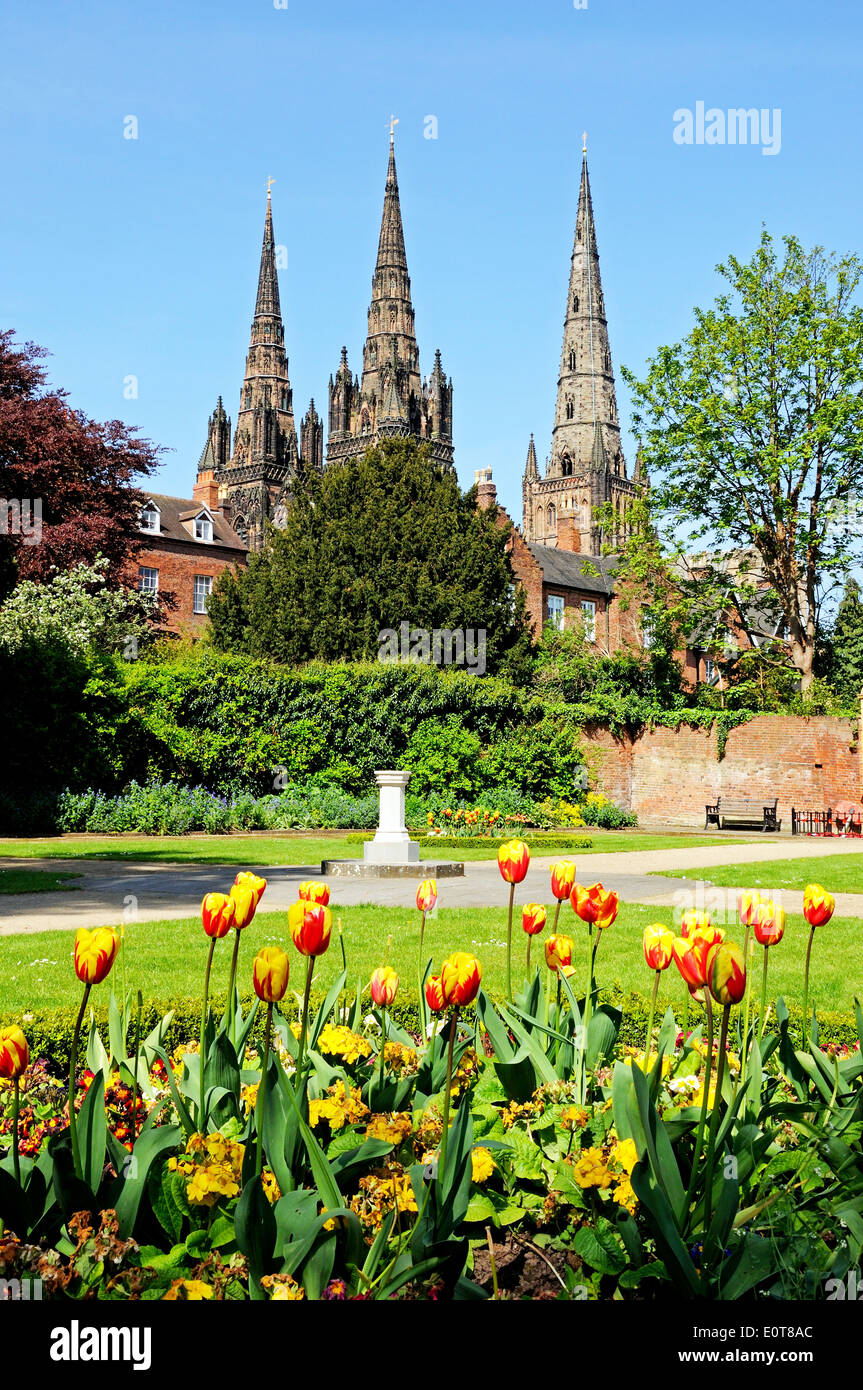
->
524 433 539 480
376 139 409 274
255 192 281 319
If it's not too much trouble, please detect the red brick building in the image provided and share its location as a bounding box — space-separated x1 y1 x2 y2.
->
134 494 246 636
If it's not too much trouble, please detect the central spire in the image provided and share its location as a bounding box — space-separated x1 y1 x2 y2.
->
255 192 282 320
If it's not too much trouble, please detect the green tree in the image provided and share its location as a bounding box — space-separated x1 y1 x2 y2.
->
208 438 533 678
827 577 863 702
624 231 863 695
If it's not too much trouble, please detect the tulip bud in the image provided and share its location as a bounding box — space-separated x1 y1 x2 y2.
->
643 922 674 972
74 927 120 986
440 952 482 1007
252 946 290 1003
201 892 236 940
288 901 332 957
671 933 713 990
737 890 761 927
230 883 258 930
299 880 330 906
425 975 445 1013
370 966 399 1007
545 933 574 973
803 883 835 928
234 871 267 909
416 878 438 913
707 941 747 1006
497 839 530 884
550 860 577 901
753 900 786 947
522 903 547 937
0 1025 29 1081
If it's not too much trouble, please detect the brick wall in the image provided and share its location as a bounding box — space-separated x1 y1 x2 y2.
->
583 716 860 827
135 539 244 636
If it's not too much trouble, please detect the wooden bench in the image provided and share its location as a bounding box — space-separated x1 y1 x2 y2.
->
705 797 781 832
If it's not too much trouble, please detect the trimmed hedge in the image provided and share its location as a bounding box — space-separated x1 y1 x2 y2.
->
344 831 594 851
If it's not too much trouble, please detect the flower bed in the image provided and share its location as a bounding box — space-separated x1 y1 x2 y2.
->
0 863 856 1302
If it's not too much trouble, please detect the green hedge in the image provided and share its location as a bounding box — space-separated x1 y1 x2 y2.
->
344 831 594 851
10 988 859 1076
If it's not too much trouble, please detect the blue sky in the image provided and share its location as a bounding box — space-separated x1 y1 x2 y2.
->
1 0 861 522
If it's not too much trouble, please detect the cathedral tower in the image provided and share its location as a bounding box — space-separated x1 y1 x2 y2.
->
522 144 641 554
326 130 454 469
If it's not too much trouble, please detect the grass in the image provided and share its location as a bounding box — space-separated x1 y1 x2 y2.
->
0 869 81 895
0 830 752 867
654 850 863 894
0 900 856 1018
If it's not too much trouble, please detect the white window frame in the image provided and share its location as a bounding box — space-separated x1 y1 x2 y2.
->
580 599 596 641
547 594 565 632
138 566 159 594
193 574 213 614
194 514 213 542
140 504 160 533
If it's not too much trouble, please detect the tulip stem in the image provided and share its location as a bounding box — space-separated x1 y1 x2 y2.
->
438 1008 458 1179
684 993 713 1217
738 925 752 1095
132 990 142 1145
378 1009 388 1091
526 934 532 977
505 883 515 1003
758 945 770 1044
297 955 315 1076
68 982 91 1181
645 970 660 1070
255 1002 274 1177
225 929 242 1046
552 899 562 936
802 925 816 1047
12 1077 21 1186
199 937 217 1128
704 1003 731 1242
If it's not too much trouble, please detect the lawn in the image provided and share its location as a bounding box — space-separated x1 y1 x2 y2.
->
654 849 863 894
0 830 752 867
0 869 81 895
0 900 855 1018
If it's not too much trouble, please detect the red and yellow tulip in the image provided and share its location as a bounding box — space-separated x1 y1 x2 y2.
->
643 922 674 972
803 883 835 928
522 903 547 937
572 882 618 927
737 890 762 926
550 860 577 901
0 1025 29 1081
497 840 530 884
707 941 746 1006
440 952 482 1008
545 933 574 974
229 883 259 931
416 879 438 913
425 975 445 1013
253 946 290 1004
671 932 714 991
299 880 330 906
74 927 119 986
201 892 236 940
289 901 333 957
370 966 399 1008
753 900 786 947
234 871 267 909
680 909 712 938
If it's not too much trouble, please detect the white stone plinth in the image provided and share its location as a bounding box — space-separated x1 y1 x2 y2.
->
364 769 419 864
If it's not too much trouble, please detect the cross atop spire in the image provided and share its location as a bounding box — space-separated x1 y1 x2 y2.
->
388 113 399 146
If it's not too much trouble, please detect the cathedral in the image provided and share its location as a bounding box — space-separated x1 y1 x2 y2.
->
521 143 645 554
193 133 453 548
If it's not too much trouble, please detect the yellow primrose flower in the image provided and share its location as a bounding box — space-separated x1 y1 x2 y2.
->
162 1280 214 1301
471 1148 496 1184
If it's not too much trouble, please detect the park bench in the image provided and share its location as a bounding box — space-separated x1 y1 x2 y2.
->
705 797 781 832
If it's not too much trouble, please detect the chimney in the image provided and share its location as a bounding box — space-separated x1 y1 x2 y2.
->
193 471 222 509
474 467 497 511
556 515 581 553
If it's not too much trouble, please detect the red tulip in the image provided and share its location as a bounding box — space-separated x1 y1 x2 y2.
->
572 882 618 927
544 933 574 973
707 941 747 1006
550 860 577 901
522 903 547 937
201 892 236 940
753 900 786 947
425 975 445 1013
288 901 332 957
440 952 482 1007
299 880 330 906
371 966 399 1007
498 840 530 884
671 932 714 991
74 927 119 986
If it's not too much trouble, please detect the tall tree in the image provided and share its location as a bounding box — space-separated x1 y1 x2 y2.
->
0 330 160 591
209 438 533 677
827 577 863 702
624 232 863 694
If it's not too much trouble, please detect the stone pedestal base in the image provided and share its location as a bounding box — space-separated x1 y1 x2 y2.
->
321 860 464 879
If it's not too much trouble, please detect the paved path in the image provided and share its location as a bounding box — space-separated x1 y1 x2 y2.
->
1 836 862 936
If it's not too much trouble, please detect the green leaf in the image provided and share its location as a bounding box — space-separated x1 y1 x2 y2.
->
113 1125 183 1239
573 1223 626 1276
78 1071 107 1193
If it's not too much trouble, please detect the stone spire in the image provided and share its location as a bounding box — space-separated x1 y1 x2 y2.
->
326 133 454 469
524 433 539 481
255 194 281 319
549 150 624 480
